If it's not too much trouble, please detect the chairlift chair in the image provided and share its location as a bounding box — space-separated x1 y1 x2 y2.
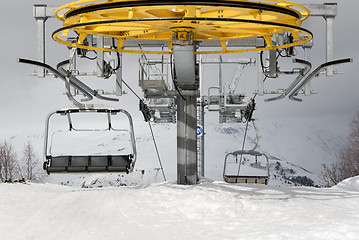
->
43 107 137 174
223 150 270 185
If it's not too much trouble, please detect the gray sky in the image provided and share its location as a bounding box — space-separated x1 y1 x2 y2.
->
0 0 358 139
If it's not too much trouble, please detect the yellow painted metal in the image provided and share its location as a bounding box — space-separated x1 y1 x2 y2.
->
53 0 312 54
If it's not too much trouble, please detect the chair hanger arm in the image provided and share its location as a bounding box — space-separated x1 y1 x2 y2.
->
265 59 312 102
289 58 352 102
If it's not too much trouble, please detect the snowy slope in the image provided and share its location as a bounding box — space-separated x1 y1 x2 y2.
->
1 178 359 240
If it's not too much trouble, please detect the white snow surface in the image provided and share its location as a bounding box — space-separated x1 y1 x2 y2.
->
336 176 359 192
1 178 359 240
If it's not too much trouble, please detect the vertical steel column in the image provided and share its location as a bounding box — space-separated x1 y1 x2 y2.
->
268 50 277 78
200 102 204 178
219 56 223 94
172 29 198 185
177 97 186 184
185 95 198 184
176 96 198 184
304 3 338 76
97 36 105 77
37 18 46 77
326 16 335 76
33 5 57 78
116 52 123 96
197 57 205 178
34 5 47 78
176 93 198 185
197 98 205 177
304 45 312 95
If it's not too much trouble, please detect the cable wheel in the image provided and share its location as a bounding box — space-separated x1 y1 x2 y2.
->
53 0 312 54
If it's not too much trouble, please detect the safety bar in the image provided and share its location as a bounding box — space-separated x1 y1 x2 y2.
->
265 59 312 102
57 60 119 102
19 58 119 107
289 58 353 101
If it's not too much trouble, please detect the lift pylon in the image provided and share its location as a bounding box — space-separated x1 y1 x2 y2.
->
26 1 352 185
32 0 316 185
172 29 199 184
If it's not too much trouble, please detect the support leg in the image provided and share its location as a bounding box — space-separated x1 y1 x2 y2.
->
176 96 198 185
185 95 198 185
34 5 47 78
326 16 335 76
177 97 186 184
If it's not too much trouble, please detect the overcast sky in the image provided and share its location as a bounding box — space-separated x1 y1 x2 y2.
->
0 0 358 139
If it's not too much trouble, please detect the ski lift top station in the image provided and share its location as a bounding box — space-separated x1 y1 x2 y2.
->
22 0 352 185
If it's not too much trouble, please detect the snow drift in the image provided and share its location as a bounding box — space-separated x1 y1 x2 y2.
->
335 176 359 192
1 179 359 240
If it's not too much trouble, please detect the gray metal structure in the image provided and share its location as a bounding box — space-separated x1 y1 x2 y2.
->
139 54 177 123
289 58 353 101
257 3 341 98
171 31 199 185
200 57 256 123
265 59 312 102
33 5 56 78
29 3 352 185
197 98 205 178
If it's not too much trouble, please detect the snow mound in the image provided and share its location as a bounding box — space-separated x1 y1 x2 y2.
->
1 182 359 240
335 176 359 191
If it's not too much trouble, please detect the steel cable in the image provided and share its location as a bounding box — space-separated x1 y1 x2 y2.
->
121 79 167 181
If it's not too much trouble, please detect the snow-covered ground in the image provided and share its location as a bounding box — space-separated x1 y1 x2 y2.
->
1 177 359 240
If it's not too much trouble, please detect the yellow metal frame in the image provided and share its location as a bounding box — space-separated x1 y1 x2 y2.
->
53 0 312 54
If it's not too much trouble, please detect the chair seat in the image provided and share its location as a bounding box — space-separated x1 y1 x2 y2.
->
225 175 268 185
46 155 132 173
